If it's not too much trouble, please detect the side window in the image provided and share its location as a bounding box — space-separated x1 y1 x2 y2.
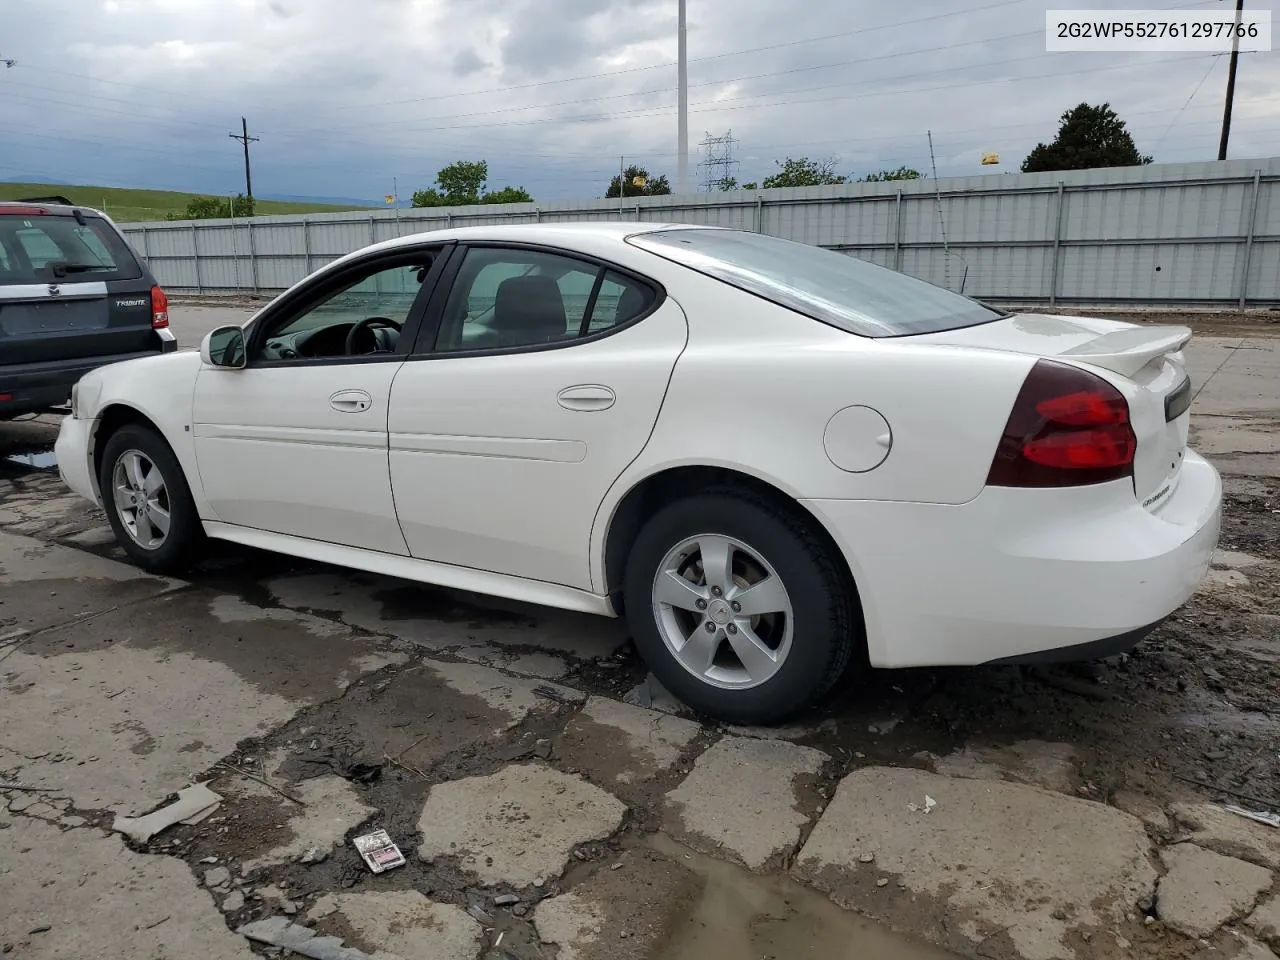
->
256 255 436 362
435 248 655 352
588 270 653 332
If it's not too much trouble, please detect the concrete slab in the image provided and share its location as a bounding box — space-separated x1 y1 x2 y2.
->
1247 893 1280 948
1156 843 1273 938
0 813 254 959
794 767 1158 960
0 587 402 815
0 530 177 635
451 641 570 679
533 848 700 960
1170 802 1280 870
931 740 1080 794
239 771 377 873
1189 336 1280 477
1190 338 1280 418
308 891 483 960
426 659 584 722
416 762 626 887
1222 937 1280 960
557 696 703 786
664 736 828 872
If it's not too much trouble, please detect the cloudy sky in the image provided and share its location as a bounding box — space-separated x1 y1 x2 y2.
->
3 0 1278 205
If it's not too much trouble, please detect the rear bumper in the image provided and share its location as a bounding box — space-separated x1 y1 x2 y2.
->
802 450 1222 668
0 330 176 416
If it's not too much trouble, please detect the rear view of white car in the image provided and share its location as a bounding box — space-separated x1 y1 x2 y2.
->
54 223 1221 724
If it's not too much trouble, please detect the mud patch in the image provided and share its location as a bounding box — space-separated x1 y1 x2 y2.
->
650 834 956 960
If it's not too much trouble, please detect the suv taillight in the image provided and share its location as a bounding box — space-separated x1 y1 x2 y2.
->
987 359 1136 488
150 285 169 329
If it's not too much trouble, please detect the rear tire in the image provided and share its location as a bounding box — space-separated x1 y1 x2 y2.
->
99 424 203 574
623 490 857 725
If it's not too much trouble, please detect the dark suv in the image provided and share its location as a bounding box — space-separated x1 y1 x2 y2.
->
0 198 175 419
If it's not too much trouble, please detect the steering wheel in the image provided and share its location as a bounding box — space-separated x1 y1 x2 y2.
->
345 316 402 355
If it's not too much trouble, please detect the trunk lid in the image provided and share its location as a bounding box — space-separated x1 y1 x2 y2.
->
915 312 1194 511
0 209 156 365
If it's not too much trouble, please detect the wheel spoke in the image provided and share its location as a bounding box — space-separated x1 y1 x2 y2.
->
113 482 134 513
730 574 788 617
123 453 146 491
134 504 154 543
677 625 721 675
143 464 165 496
697 536 734 594
654 570 709 611
727 623 779 683
146 501 171 536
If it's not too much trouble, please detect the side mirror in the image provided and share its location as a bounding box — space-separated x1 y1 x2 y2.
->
201 326 246 369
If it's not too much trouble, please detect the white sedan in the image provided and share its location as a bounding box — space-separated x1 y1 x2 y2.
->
55 222 1221 723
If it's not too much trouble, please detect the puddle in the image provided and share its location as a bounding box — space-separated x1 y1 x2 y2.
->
649 834 957 960
4 450 58 470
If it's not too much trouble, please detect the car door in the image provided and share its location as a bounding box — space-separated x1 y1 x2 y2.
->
387 243 688 590
192 245 451 555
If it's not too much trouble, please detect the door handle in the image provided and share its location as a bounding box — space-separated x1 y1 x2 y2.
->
330 389 373 413
557 384 616 412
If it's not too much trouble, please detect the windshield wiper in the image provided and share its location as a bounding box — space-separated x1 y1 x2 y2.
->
47 262 108 277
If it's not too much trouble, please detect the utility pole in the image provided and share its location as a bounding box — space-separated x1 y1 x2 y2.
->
1217 0 1244 161
676 0 689 195
229 117 260 203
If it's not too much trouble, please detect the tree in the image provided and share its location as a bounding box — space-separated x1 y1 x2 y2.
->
860 166 921 182
482 185 535 204
742 181 757 190
166 194 254 220
411 160 534 207
717 176 738 192
606 165 671 198
761 157 846 188
1021 103 1153 173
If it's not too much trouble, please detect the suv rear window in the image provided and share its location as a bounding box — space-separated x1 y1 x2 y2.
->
628 227 1005 338
0 213 143 285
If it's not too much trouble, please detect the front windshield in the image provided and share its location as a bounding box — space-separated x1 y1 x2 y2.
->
628 228 1005 338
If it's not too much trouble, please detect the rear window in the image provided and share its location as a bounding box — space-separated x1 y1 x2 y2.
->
628 228 1004 338
0 213 143 285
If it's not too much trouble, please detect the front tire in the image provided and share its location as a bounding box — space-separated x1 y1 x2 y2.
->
99 424 203 574
623 491 857 725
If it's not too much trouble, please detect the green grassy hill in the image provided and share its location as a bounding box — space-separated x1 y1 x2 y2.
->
0 182 372 223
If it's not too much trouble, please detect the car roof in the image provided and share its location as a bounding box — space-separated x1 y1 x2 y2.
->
367 220 719 252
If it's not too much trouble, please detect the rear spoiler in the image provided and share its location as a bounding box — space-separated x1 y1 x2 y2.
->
1061 324 1193 377
17 195 76 206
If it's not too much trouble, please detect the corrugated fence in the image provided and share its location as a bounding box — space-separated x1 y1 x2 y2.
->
120 158 1280 306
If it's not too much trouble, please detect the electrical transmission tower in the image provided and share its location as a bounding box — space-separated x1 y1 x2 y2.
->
698 130 739 192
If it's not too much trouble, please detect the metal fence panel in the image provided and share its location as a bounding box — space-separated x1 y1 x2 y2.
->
121 158 1280 305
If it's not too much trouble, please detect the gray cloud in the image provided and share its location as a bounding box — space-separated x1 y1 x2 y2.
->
452 48 488 77
2 0 1276 206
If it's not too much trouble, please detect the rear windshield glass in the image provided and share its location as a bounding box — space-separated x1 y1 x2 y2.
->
628 228 1004 338
0 214 142 285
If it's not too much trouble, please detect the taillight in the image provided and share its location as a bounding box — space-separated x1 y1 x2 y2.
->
150 285 169 329
987 359 1136 488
